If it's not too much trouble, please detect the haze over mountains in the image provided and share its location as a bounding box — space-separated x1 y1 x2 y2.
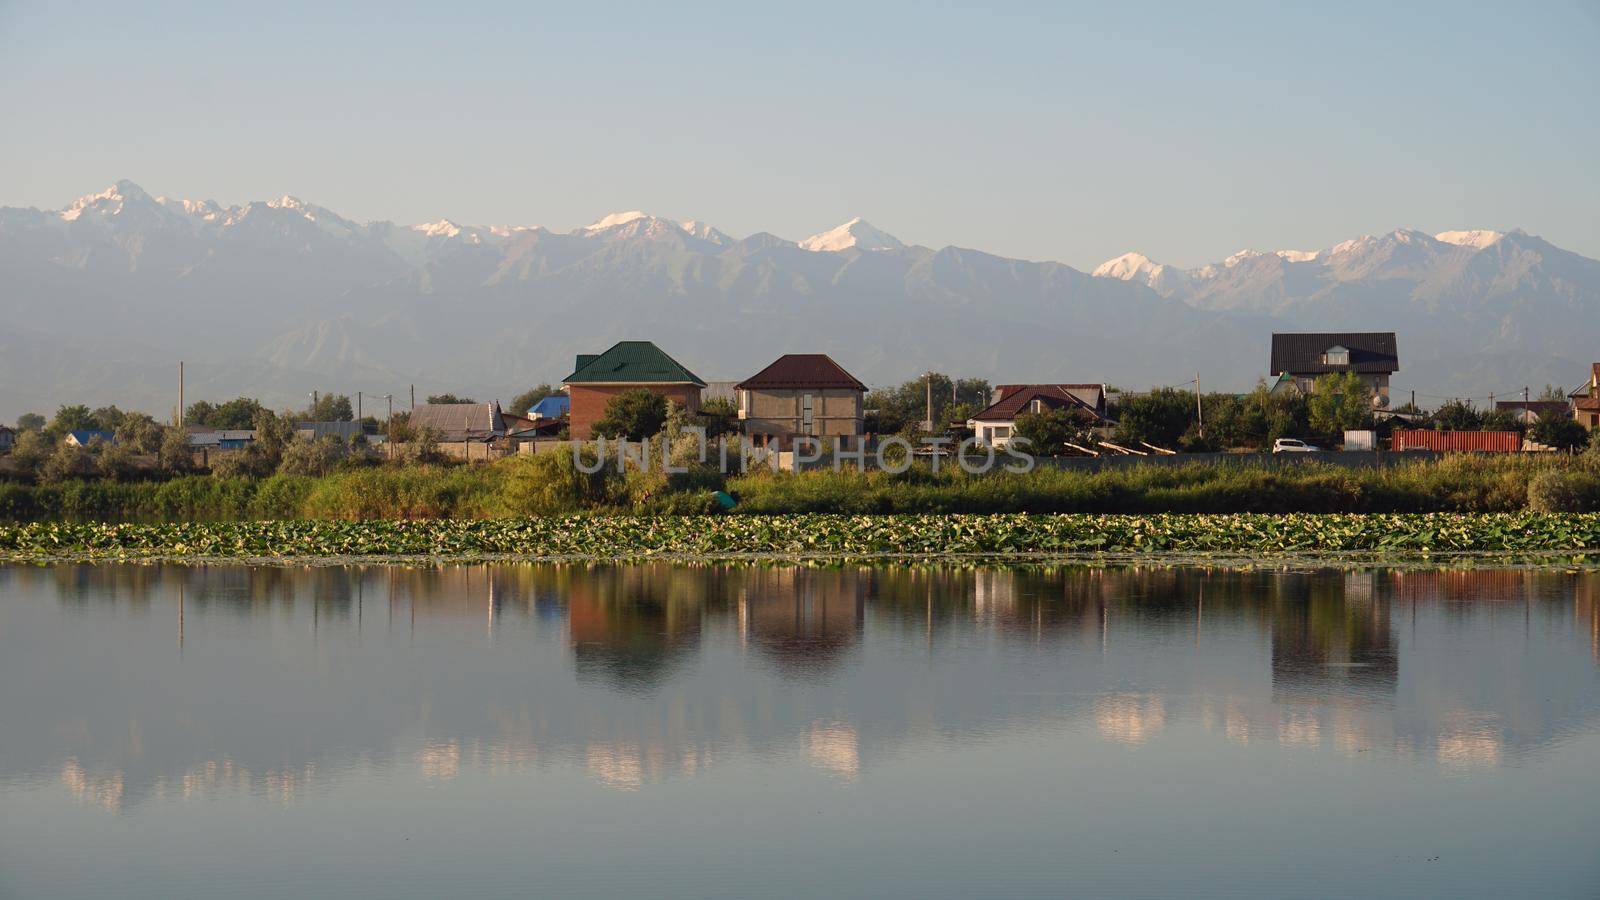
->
2 180 1596 419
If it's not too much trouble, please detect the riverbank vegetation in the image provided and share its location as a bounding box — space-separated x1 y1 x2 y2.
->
3 453 1600 522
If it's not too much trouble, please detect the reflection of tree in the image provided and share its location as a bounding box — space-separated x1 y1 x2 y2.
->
1270 572 1397 703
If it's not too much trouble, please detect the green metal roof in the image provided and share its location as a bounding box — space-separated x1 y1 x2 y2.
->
563 341 706 386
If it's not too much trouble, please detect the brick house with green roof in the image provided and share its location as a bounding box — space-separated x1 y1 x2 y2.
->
562 341 707 439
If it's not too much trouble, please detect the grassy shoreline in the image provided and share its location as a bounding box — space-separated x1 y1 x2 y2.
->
3 512 1598 562
3 454 1600 522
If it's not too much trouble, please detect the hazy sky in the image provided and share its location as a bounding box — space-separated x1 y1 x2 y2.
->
2 1 1597 269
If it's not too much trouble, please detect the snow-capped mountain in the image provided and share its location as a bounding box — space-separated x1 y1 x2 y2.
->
0 181 1595 418
798 217 904 252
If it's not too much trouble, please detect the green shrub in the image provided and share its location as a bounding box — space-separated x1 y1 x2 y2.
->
1527 468 1600 512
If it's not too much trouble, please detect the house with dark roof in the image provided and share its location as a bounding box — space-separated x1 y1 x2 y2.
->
563 341 706 439
1269 332 1398 400
408 401 506 442
63 429 116 448
736 354 866 448
0 426 14 453
966 384 1108 448
1493 399 1571 427
1571 363 1600 431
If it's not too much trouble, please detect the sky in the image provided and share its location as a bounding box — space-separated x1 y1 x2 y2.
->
1 0 1597 269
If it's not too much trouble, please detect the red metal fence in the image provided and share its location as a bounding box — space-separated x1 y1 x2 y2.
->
1390 429 1522 452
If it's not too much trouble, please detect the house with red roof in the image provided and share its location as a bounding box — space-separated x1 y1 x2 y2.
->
736 354 866 449
966 383 1107 448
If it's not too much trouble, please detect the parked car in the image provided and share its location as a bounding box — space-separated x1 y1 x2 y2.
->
1272 438 1322 453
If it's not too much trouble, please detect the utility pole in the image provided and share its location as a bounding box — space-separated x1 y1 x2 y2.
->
384 394 394 461
410 384 415 411
357 391 363 420
1523 386 1530 421
1194 372 1204 438
1410 389 1415 411
924 372 935 432
178 361 185 427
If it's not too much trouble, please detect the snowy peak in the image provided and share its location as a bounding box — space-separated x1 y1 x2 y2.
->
1435 229 1505 249
60 180 156 221
1091 251 1161 280
583 210 649 232
799 217 904 252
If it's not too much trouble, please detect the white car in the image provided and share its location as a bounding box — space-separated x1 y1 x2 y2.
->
1272 438 1322 453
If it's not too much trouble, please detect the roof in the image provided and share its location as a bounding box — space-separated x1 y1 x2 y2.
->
1494 400 1569 419
528 395 570 418
563 341 705 386
188 429 256 446
994 383 1105 410
737 354 865 391
1270 332 1398 375
293 421 369 440
65 429 115 445
969 385 1105 423
408 402 506 439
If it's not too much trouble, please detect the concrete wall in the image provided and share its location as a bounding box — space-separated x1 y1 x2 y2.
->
568 384 702 440
741 387 862 447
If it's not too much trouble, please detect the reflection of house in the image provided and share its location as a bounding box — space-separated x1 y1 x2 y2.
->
1269 332 1398 399
743 571 865 673
64 429 116 447
563 341 706 440
408 402 506 442
736 354 866 449
967 384 1106 447
1571 364 1600 431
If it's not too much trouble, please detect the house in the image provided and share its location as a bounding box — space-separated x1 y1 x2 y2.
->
0 426 13 452
1572 364 1600 431
64 429 116 447
967 384 1108 448
1493 400 1571 426
1269 332 1398 400
408 401 506 442
186 428 256 450
736 354 866 449
501 409 563 441
563 341 706 440
526 395 570 420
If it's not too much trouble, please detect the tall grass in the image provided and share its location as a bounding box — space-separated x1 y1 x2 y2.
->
0 453 1596 521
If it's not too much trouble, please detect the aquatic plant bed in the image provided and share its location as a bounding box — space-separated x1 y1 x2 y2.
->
2 513 1599 562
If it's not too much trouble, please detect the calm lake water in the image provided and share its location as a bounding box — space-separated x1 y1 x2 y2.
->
1 562 1598 899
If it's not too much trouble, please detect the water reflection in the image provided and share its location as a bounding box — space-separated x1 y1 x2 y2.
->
2 563 1599 814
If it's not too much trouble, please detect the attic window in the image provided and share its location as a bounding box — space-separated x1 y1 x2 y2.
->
1322 345 1350 366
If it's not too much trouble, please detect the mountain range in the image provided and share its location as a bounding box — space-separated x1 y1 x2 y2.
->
2 180 1596 419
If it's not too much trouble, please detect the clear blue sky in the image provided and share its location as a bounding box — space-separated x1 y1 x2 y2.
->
2 1 1596 268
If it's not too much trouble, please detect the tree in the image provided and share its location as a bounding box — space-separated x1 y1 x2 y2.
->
1307 372 1375 437
1480 409 1522 433
1429 400 1483 432
1531 416 1588 452
1538 384 1568 402
1014 406 1093 456
426 394 475 405
115 412 165 453
15 413 45 432
10 430 53 479
46 404 97 437
304 393 354 422
277 436 347 476
510 384 561 415
40 440 96 483
592 389 669 441
187 397 265 429
252 409 297 463
90 406 127 431
864 374 990 435
697 397 739 436
159 427 196 474
96 442 141 480
1113 388 1193 448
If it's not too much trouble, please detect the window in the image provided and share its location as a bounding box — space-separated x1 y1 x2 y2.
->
993 425 1011 439
1322 345 1350 366
802 393 814 433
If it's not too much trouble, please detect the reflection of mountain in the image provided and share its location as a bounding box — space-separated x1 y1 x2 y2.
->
1 563 1598 810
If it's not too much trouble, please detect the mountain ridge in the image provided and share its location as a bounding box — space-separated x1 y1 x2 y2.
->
0 181 1595 419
